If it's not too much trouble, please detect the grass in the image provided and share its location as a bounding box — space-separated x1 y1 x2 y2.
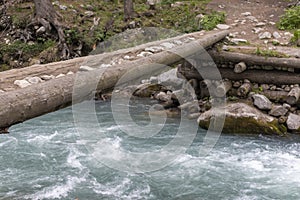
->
199 11 226 30
255 47 289 58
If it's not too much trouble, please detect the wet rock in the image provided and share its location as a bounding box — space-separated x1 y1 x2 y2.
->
216 24 230 30
269 105 288 117
133 83 167 98
14 80 31 88
259 32 272 39
197 103 286 135
252 94 272 110
25 76 43 84
286 113 300 133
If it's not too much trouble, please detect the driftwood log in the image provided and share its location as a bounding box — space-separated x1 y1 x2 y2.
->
208 50 300 70
178 67 300 86
0 30 224 90
0 30 229 132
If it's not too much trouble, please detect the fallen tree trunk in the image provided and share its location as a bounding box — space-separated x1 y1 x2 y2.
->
0 30 223 90
178 67 300 86
0 30 229 132
208 50 300 70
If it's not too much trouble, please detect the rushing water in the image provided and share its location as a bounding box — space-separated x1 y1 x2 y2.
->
1 100 300 199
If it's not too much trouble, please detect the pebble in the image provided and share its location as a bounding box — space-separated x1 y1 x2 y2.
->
84 11 94 17
56 74 65 78
241 12 252 16
255 22 266 27
67 71 74 75
137 51 153 57
258 31 272 39
230 38 248 44
26 76 43 84
160 42 176 49
79 65 94 71
216 24 230 30
273 31 281 39
41 75 55 80
14 80 31 88
145 46 165 53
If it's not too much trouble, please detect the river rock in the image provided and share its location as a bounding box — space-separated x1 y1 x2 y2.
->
234 62 247 73
14 80 31 88
273 31 281 39
269 105 288 117
252 94 272 110
197 103 286 135
41 75 55 80
286 113 300 133
155 91 172 102
157 68 184 89
25 76 43 84
259 32 272 39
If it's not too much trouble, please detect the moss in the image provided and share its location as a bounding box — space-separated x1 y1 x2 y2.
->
199 115 287 135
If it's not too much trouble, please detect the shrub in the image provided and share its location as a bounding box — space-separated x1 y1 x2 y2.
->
278 6 300 30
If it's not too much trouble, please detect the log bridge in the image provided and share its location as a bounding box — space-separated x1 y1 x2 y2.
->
1 30 300 132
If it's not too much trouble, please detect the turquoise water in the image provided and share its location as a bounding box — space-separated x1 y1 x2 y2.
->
1 100 300 199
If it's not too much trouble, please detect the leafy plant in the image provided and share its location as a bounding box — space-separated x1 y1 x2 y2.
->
199 11 225 30
278 6 300 30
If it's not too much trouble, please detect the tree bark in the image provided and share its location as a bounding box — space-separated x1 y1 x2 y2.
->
0 30 229 132
178 67 300 86
208 50 300 70
32 0 70 59
124 0 134 21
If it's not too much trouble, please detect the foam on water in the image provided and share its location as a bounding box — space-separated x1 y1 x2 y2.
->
1 103 300 199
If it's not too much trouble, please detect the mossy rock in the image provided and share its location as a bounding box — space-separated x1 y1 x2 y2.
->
198 102 287 135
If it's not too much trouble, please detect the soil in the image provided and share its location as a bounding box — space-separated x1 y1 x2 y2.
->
207 0 293 46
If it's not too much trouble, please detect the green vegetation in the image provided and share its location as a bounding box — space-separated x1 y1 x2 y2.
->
199 11 226 30
255 47 289 58
291 29 300 43
0 40 56 68
278 6 300 30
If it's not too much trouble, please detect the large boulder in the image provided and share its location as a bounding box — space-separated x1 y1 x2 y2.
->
286 113 300 133
197 103 286 135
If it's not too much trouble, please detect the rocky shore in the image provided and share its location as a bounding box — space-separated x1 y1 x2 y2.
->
126 63 300 135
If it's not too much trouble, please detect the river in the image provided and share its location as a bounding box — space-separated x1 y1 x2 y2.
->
1 100 300 199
